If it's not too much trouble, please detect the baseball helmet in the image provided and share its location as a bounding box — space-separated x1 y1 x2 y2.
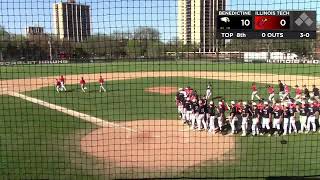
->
209 101 214 105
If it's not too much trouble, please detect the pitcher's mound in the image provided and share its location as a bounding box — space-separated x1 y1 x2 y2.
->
80 120 235 171
145 86 177 95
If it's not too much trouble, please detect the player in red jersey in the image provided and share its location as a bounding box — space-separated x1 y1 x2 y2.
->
59 75 67 91
283 84 290 100
98 76 106 92
267 85 275 103
55 79 61 93
251 83 261 101
295 85 302 101
80 77 87 92
257 100 264 111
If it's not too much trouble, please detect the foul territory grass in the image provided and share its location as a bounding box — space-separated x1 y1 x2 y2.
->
0 61 319 79
13 77 320 178
0 95 111 180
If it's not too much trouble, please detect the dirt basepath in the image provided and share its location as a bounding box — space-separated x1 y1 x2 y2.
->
0 71 319 94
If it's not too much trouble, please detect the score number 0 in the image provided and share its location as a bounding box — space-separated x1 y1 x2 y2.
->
280 19 287 26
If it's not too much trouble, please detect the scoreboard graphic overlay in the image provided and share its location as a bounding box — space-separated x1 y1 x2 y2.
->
217 11 316 39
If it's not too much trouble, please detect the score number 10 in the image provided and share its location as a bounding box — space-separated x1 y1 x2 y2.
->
241 18 287 27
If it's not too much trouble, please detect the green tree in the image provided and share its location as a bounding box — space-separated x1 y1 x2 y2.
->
128 26 164 58
0 26 10 61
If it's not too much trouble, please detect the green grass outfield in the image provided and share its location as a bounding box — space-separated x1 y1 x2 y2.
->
1 61 320 79
0 77 317 179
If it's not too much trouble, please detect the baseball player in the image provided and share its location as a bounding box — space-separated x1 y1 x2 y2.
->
208 101 217 133
272 103 283 136
229 101 242 135
241 101 252 136
282 103 290 135
197 100 207 131
205 84 212 100
283 84 290 100
179 88 187 98
295 85 302 101
80 77 87 92
251 102 261 136
55 79 61 93
251 83 261 101
298 101 309 133
229 101 238 135
216 101 226 132
303 85 310 99
257 100 264 111
183 98 192 125
176 88 185 122
191 99 199 130
185 86 193 97
267 85 275 103
59 75 67 91
278 80 285 100
98 76 106 92
306 100 317 133
312 85 320 102
261 101 272 136
288 103 298 134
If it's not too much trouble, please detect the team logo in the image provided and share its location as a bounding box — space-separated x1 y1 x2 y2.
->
220 17 230 23
258 18 269 27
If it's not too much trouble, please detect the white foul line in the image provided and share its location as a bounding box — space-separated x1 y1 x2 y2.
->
7 91 136 132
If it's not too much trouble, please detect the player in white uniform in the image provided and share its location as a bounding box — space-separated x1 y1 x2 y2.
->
59 75 67 92
241 102 251 136
251 102 261 136
208 101 217 133
197 100 207 131
205 85 212 100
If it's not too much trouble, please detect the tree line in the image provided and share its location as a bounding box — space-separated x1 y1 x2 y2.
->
0 25 317 61
0 26 199 61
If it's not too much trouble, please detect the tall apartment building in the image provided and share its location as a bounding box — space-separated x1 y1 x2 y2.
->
26 26 44 35
177 0 226 52
53 0 91 42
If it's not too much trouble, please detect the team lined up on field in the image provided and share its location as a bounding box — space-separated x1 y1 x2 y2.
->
55 75 107 93
175 82 320 136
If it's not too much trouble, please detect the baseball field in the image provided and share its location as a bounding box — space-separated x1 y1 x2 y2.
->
1 61 320 179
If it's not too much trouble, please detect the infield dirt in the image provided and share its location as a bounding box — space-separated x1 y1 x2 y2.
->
80 120 235 171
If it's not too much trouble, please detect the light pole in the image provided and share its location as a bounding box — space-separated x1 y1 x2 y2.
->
48 36 52 61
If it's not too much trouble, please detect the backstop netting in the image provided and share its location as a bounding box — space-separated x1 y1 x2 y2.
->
0 0 320 179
